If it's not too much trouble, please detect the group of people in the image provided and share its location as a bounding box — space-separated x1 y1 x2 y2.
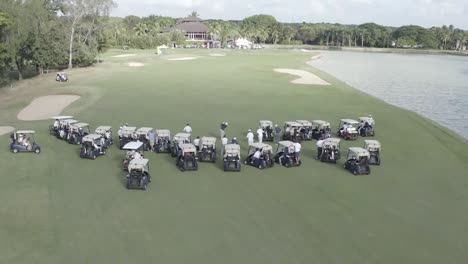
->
338 122 357 136
315 138 338 161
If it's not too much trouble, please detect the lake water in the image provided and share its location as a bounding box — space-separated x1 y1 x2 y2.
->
308 51 468 139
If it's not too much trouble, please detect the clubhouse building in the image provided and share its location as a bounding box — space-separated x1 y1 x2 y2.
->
162 16 212 42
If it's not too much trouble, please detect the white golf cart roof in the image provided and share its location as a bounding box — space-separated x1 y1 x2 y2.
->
173 133 191 142
250 142 273 152
95 126 112 133
71 122 89 128
323 138 340 148
224 144 240 154
340 119 359 124
16 130 35 134
259 120 273 127
156 129 170 137
83 134 102 142
128 158 149 171
180 143 197 154
61 119 79 125
359 116 375 125
348 147 370 158
136 127 153 135
123 141 143 150
122 126 137 133
285 121 303 127
312 120 331 127
201 136 216 146
364 139 381 150
296 120 312 126
51 115 73 120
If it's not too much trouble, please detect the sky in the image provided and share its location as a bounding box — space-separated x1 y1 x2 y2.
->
112 0 468 29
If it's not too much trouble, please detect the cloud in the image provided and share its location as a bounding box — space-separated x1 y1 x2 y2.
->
112 0 468 29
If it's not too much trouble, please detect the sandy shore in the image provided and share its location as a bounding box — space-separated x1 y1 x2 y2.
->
128 62 144 67
17 95 81 121
0 126 14 136
274 68 330 85
168 57 197 61
112 54 136 58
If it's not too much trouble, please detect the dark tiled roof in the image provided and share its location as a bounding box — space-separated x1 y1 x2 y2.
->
162 21 209 33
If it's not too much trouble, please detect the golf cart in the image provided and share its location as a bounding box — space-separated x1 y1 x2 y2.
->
311 120 331 140
296 120 313 141
122 141 144 170
135 127 154 151
364 139 381 165
9 130 41 154
282 121 303 142
80 134 106 159
56 72 68 82
259 120 274 141
94 126 113 149
358 116 375 137
244 142 274 169
67 122 90 144
56 118 79 140
176 143 198 171
198 136 216 162
119 126 137 149
49 115 73 136
344 147 371 175
223 144 241 172
319 138 341 163
155 129 171 153
126 159 151 190
337 119 359 140
274 141 301 167
171 133 191 157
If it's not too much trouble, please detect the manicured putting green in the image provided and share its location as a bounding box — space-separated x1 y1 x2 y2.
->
0 48 467 264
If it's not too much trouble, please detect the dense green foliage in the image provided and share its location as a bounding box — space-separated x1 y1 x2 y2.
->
0 49 467 264
0 3 467 84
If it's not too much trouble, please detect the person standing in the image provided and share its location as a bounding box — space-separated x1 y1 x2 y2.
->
221 135 228 156
316 138 325 160
148 130 156 151
118 127 123 139
183 123 192 134
246 129 254 146
193 136 200 151
293 141 301 165
274 124 281 143
257 127 263 143
220 121 228 139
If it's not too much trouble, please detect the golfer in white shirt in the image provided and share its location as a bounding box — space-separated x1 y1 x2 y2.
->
257 127 263 143
246 129 254 146
183 123 192 134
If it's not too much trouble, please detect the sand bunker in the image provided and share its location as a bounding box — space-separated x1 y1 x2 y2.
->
209 53 226 57
112 54 136 58
0 126 14 136
128 62 144 67
17 95 81 121
274 68 330 85
167 57 197 61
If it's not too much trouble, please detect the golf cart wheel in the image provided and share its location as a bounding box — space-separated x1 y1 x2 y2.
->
102 150 106 155
353 169 358 175
126 180 131 189
285 161 291 168
35 148 41 154
92 155 96 160
298 160 302 166
12 148 18 153
258 164 263 170
244 160 248 165
179 165 185 171
142 183 147 190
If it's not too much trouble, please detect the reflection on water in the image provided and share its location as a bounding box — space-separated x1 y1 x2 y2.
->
308 51 468 139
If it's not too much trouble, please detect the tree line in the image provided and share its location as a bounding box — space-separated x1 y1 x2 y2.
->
1 2 467 84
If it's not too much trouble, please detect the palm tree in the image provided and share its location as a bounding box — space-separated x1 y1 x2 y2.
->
190 11 199 17
134 22 148 36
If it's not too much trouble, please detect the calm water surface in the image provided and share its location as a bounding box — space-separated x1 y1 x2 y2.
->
308 51 468 139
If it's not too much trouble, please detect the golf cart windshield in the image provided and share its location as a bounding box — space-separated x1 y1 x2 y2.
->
340 119 359 127
359 117 375 126
285 121 302 128
296 120 312 127
201 137 216 148
83 134 102 143
224 144 240 157
122 127 137 136
95 126 111 134
136 127 153 135
156 129 170 138
312 120 330 129
180 143 197 154
323 138 340 149
364 140 381 151
173 133 190 143
259 120 273 128
248 143 272 155
276 141 295 153
347 147 370 160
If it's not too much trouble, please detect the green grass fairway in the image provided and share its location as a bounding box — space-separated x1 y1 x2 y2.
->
1 49 467 264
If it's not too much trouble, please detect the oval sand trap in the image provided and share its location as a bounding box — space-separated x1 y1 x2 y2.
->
17 95 81 121
167 57 197 61
209 53 226 57
0 126 14 136
112 54 136 58
128 62 144 67
274 68 330 85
